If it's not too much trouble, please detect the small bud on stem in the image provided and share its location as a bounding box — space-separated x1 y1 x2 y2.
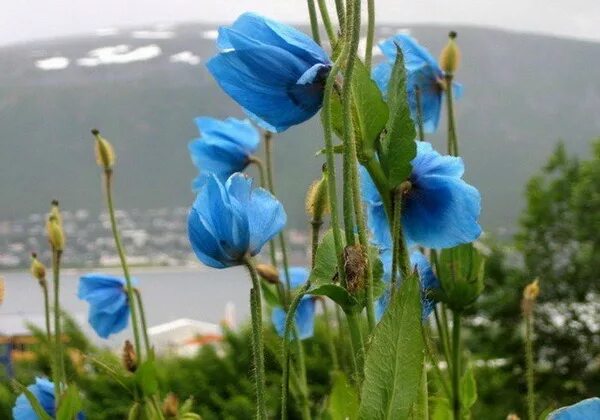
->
30 253 47 285
122 340 138 373
92 129 116 171
439 31 461 74
256 263 280 284
344 244 367 293
162 393 179 417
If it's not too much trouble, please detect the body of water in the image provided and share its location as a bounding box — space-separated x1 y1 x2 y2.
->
0 266 251 348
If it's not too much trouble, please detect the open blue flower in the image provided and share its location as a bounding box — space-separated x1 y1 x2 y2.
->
206 13 331 132
189 117 260 191
13 377 85 420
188 172 286 268
548 397 600 419
373 34 463 133
271 267 316 340
375 249 440 322
361 141 481 249
78 273 133 339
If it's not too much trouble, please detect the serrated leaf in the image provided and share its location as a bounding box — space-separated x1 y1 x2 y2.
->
351 59 389 156
136 360 159 397
460 366 477 410
309 284 359 312
358 274 424 419
11 381 53 420
326 371 359 420
56 384 82 420
381 46 417 187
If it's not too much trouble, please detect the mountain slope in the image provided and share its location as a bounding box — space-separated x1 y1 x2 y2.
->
0 23 599 236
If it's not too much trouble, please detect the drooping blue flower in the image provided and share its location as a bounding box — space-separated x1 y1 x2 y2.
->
78 273 133 339
375 249 440 322
206 13 332 132
548 397 600 420
188 117 260 191
13 377 85 420
188 172 286 268
361 141 481 249
271 267 316 340
372 34 463 133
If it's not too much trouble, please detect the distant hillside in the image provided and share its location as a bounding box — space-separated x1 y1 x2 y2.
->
0 23 599 236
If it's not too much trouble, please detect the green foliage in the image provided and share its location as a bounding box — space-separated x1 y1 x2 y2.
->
324 372 359 420
358 274 424 419
56 384 83 420
11 380 53 420
380 47 417 187
459 366 477 410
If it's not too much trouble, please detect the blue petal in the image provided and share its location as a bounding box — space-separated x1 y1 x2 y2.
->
379 34 441 75
246 187 287 256
372 61 393 97
271 296 315 340
412 141 465 178
188 137 251 177
549 398 600 420
188 205 231 268
194 117 260 152
78 273 125 298
280 266 309 289
13 378 55 419
88 303 129 338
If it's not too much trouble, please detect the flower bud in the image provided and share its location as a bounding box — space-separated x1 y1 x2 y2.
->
92 129 116 171
506 414 520 420
162 393 179 418
523 278 540 301
30 253 47 284
46 215 65 252
0 277 5 305
305 176 329 221
122 340 137 373
256 263 280 284
344 245 367 293
50 199 62 226
439 31 461 74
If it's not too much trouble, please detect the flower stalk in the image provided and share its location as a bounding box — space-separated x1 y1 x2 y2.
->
306 0 321 45
317 0 337 44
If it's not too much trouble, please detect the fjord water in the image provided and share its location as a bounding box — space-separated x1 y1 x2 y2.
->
0 266 251 347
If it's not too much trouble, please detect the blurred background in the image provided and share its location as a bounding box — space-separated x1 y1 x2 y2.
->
0 1 598 418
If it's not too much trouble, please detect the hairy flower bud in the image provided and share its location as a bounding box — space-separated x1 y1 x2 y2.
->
50 199 62 226
122 340 137 373
305 177 329 221
344 245 367 293
256 263 280 284
92 129 116 171
506 414 520 420
521 278 540 316
46 215 65 252
162 393 179 418
439 31 461 74
30 253 47 285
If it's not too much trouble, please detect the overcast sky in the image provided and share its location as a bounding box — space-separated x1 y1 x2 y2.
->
1 0 599 46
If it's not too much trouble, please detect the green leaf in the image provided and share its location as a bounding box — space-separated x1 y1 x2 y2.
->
381 46 417 187
315 143 345 156
135 359 159 396
460 366 478 410
56 385 83 420
127 402 142 420
358 274 425 419
11 381 53 420
309 229 342 287
430 397 452 420
351 60 389 156
179 396 195 414
309 284 359 312
326 371 359 420
260 280 280 307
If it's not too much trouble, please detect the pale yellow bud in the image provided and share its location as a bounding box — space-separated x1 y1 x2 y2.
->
162 393 179 417
305 177 329 221
256 263 280 285
30 253 47 283
46 215 65 251
506 414 521 420
523 279 540 301
92 129 116 171
439 31 461 74
50 199 62 226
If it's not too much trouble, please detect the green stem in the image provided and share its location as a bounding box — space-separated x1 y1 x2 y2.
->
364 157 392 219
320 299 339 370
317 0 337 44
134 289 151 355
444 74 458 156
52 250 65 394
422 326 451 399
346 312 365 382
525 313 536 420
310 220 322 267
415 86 426 142
391 189 411 299
306 0 321 45
365 0 375 70
417 361 429 420
451 311 462 420
41 282 51 343
245 259 267 420
433 305 452 379
334 0 345 34
104 171 143 359
250 157 278 268
281 284 311 420
294 336 311 420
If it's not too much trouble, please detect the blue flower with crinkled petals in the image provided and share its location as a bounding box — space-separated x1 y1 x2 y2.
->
188 117 260 191
372 34 463 133
271 267 316 340
13 377 85 420
78 273 134 339
548 397 600 420
375 249 440 322
361 141 481 249
206 13 332 132
188 172 286 268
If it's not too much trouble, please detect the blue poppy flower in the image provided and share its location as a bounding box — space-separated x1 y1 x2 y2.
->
361 141 481 249
188 172 286 268
271 267 316 340
78 273 134 339
13 377 85 420
548 397 600 420
189 117 260 191
372 34 463 133
206 13 332 132
375 249 440 322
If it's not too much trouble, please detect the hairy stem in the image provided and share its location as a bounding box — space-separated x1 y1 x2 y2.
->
306 0 321 45
452 311 462 420
415 86 426 142
525 313 536 420
134 289 151 355
52 250 65 394
317 0 337 44
365 0 375 70
250 157 278 268
444 75 459 156
334 0 345 33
